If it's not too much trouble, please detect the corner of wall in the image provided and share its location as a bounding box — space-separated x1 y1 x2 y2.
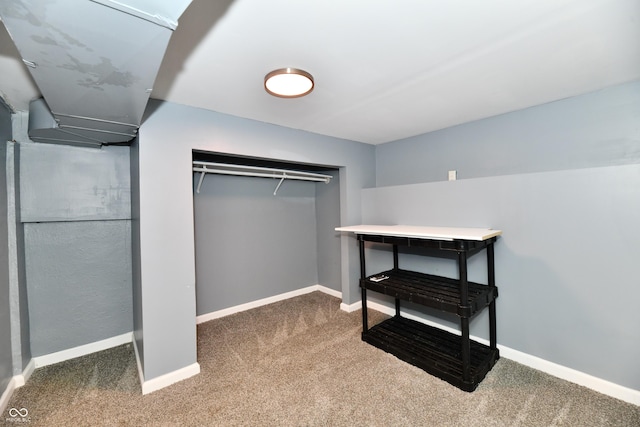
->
0 358 34 417
131 312 199 395
0 376 17 417
138 359 200 395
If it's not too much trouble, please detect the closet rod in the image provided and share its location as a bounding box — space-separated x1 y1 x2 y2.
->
193 161 332 181
192 161 332 194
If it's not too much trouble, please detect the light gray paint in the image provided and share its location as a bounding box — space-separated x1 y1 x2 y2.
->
136 99 374 381
129 137 144 371
6 142 30 376
15 137 133 359
194 174 319 314
360 164 640 390
10 116 32 375
24 220 133 356
315 169 342 292
368 81 640 390
0 99 12 394
376 81 640 187
20 143 130 222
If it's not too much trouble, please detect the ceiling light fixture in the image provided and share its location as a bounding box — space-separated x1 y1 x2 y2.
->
264 68 314 98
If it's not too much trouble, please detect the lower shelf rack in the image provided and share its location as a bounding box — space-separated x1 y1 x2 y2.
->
363 316 499 392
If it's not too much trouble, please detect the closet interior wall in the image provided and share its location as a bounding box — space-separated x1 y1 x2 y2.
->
193 157 340 317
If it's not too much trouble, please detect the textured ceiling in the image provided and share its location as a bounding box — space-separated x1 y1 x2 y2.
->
1 0 639 145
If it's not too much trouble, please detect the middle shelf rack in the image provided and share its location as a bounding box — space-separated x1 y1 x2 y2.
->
363 268 498 318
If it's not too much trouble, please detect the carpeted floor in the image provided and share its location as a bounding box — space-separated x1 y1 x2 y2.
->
4 291 639 426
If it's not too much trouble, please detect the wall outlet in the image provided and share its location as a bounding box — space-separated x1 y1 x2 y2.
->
448 170 457 181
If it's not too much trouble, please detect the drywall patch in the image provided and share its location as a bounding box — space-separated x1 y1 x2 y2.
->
19 142 131 222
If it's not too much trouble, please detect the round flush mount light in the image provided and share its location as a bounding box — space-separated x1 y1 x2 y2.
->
264 68 314 98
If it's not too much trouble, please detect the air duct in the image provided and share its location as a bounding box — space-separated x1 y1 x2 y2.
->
0 0 192 147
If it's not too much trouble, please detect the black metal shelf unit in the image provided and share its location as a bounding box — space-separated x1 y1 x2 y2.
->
357 233 500 392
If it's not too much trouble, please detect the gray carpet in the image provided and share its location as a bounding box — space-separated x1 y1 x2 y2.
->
5 291 639 426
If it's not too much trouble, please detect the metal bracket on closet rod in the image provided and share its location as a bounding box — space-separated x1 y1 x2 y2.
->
273 174 286 195
196 166 207 194
192 161 332 195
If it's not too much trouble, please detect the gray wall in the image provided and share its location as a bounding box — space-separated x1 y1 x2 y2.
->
6 140 30 378
376 82 640 186
0 98 12 394
24 221 132 356
315 169 341 292
194 174 320 314
136 99 374 381
19 142 133 357
129 137 144 371
367 81 640 390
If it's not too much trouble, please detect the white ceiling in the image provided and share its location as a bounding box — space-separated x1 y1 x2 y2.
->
1 0 639 145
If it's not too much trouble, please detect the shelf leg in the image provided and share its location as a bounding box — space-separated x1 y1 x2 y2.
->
392 244 401 316
458 249 471 383
487 241 497 350
359 236 368 336
393 244 399 269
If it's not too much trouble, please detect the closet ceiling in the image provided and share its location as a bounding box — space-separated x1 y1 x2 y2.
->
1 0 639 145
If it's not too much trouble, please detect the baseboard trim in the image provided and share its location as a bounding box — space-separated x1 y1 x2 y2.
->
340 300 361 313
354 300 640 406
196 284 341 324
13 358 35 388
140 363 201 395
498 344 640 406
0 357 37 415
33 332 133 369
132 336 201 395
316 285 342 299
0 377 17 417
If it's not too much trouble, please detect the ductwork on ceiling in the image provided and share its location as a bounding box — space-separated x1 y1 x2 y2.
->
0 0 192 147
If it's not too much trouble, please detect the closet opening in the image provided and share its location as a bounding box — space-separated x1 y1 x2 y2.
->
191 150 342 329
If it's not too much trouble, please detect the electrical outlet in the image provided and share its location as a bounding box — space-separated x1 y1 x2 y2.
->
448 170 457 181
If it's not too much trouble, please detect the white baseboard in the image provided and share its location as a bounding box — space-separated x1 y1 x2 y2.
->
12 358 35 388
0 358 35 416
2 334 133 408
33 332 133 369
140 363 201 395
497 344 640 406
133 333 201 395
141 362 200 395
316 285 342 299
349 299 640 406
196 284 341 324
340 300 362 313
0 377 17 417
